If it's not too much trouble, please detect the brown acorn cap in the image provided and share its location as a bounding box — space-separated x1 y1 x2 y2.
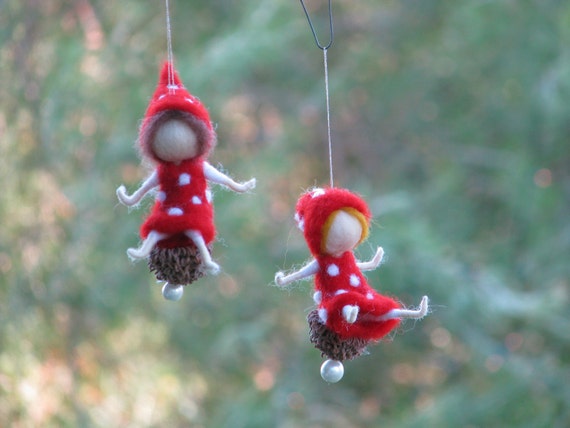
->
147 245 211 285
307 309 370 361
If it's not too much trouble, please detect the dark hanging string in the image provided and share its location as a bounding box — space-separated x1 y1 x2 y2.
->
299 0 335 188
299 0 334 50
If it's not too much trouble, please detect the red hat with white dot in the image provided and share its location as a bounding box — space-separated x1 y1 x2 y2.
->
139 62 216 162
295 187 371 257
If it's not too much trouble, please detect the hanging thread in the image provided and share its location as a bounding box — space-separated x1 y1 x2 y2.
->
299 0 335 187
165 0 176 92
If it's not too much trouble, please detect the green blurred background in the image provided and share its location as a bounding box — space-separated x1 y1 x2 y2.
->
1 0 569 426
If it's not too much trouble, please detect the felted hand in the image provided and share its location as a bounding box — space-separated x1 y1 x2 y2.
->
274 271 286 286
116 185 131 205
357 246 384 271
116 171 159 207
235 178 256 193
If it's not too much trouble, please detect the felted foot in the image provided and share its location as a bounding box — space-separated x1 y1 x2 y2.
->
203 260 220 275
307 309 369 361
342 304 359 324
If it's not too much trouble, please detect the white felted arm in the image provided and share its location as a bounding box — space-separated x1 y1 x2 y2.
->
116 170 159 206
203 162 256 193
275 259 319 287
357 247 384 271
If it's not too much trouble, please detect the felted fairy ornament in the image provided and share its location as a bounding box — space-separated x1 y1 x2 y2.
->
275 187 428 382
117 62 256 301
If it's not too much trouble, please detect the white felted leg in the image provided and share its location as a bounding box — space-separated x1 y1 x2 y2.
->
378 296 429 321
127 230 167 260
185 230 220 274
342 304 359 324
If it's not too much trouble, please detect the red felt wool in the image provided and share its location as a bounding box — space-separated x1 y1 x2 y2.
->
140 158 215 249
139 62 215 163
276 187 429 370
315 252 401 341
116 62 256 298
296 187 400 341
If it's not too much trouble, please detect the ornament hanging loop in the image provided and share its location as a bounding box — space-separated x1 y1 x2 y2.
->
300 0 335 187
299 0 334 51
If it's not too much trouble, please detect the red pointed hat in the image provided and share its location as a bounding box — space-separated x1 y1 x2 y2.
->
139 62 215 160
295 187 372 256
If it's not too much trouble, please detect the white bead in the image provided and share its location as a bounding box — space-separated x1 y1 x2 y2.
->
320 359 344 383
162 283 184 301
192 196 202 205
318 308 328 323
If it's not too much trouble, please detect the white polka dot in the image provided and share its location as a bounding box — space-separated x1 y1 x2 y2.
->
311 188 325 198
327 264 340 277
313 291 322 304
168 207 183 216
349 274 361 287
297 218 305 232
192 196 202 205
335 289 348 296
178 173 191 186
366 292 374 300
318 308 328 323
205 189 213 203
156 191 166 202
185 97 195 104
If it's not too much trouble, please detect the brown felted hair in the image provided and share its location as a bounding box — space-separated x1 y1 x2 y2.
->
139 110 216 163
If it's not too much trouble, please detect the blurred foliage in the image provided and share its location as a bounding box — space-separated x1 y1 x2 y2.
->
1 0 569 426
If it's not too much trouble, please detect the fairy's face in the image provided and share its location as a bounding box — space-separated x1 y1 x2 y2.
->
151 119 199 162
322 210 364 256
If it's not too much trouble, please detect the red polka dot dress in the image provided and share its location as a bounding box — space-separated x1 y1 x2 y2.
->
314 252 400 341
296 187 401 342
134 62 218 250
140 158 215 249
